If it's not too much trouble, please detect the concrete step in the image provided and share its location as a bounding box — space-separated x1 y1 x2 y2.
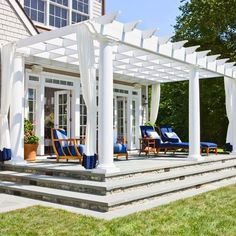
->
0 160 235 195
0 169 236 212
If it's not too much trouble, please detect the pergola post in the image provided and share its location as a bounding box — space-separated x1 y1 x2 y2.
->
188 66 202 160
10 53 26 164
231 79 236 154
94 39 120 174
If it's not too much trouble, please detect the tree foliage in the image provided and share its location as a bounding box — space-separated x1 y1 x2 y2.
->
158 0 236 146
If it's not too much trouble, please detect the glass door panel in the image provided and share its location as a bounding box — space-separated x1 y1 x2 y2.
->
117 97 127 140
54 90 71 136
131 100 137 146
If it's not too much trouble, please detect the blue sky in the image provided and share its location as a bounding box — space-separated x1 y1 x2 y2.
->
106 0 182 36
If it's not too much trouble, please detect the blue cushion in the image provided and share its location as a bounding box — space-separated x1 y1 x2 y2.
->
53 129 84 156
113 131 118 144
160 126 175 142
200 142 217 148
63 144 84 156
159 142 189 149
53 129 68 156
157 141 217 149
114 143 127 154
140 126 155 138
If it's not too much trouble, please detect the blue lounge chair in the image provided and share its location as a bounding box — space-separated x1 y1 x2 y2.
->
51 128 85 163
114 131 128 160
140 125 190 155
159 125 218 155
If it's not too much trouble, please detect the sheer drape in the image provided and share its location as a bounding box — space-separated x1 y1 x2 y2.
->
150 83 161 124
76 24 96 156
0 43 15 160
224 77 233 144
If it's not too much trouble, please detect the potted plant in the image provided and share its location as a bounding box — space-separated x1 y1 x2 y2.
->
24 119 39 161
144 121 157 127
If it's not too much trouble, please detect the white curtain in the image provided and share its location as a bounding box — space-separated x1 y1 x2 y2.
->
224 77 233 144
0 43 15 152
76 24 96 156
150 83 161 124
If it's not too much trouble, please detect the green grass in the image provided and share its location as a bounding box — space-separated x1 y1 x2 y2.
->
1 185 236 236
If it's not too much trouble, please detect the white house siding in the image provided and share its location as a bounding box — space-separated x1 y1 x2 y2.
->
92 0 102 18
0 0 31 44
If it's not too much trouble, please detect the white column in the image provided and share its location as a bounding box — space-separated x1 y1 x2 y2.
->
94 40 120 174
10 54 26 164
231 79 236 154
188 66 202 160
37 78 45 155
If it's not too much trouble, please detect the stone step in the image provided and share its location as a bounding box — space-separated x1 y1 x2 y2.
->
1 156 235 182
0 169 236 212
0 160 236 196
105 156 236 180
0 171 107 195
106 160 236 193
0 163 105 181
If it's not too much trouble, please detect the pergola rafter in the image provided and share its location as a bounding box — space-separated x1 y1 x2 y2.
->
16 12 236 85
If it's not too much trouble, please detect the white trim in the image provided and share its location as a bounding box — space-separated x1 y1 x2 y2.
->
8 0 38 36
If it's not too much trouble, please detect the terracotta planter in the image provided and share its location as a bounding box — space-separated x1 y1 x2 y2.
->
24 143 39 161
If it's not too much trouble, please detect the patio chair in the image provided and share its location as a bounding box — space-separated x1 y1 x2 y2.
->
139 126 160 155
113 130 128 160
51 128 85 163
159 125 218 155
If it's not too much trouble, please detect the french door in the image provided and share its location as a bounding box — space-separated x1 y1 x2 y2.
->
131 98 139 149
54 90 71 136
114 96 128 140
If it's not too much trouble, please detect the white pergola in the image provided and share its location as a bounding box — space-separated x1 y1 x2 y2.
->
9 12 236 172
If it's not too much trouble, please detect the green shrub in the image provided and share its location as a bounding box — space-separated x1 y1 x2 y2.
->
24 119 39 144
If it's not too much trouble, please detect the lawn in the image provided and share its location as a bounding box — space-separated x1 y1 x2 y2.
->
0 185 236 236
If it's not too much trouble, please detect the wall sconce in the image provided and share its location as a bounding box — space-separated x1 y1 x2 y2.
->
142 95 148 106
31 64 43 74
133 83 142 89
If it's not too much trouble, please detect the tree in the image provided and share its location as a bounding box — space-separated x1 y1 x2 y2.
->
158 0 236 146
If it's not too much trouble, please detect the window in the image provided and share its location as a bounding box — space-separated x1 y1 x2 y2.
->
51 0 68 6
45 78 74 86
49 4 68 27
23 0 90 27
27 88 37 130
72 0 88 14
29 75 39 82
72 12 89 24
71 0 89 24
24 0 45 23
